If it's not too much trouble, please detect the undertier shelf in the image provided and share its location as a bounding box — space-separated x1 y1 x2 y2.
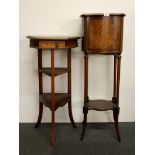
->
85 99 116 111
39 93 71 111
39 68 69 77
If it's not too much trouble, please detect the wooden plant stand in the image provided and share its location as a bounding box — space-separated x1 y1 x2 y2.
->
80 13 125 141
27 36 80 145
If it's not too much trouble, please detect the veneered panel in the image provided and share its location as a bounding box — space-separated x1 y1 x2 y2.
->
86 16 123 53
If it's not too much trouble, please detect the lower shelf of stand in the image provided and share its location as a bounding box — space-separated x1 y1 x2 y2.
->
39 93 70 111
85 99 115 111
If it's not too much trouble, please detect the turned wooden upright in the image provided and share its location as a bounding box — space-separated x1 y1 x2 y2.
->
27 36 80 145
80 13 125 141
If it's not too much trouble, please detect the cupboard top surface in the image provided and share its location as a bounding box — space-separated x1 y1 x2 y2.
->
81 13 125 17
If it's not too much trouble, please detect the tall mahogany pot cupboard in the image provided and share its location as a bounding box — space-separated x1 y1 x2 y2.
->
80 13 126 141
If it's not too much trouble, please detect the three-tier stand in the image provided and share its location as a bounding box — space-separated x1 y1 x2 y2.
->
27 36 80 145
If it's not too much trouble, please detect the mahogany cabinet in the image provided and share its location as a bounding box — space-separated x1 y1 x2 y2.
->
80 13 125 141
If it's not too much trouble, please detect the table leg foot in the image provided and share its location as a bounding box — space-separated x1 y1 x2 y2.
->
68 101 77 128
35 102 43 128
80 107 88 140
113 107 121 142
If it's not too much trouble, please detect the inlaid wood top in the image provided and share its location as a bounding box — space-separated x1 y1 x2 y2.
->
27 35 81 41
81 13 125 17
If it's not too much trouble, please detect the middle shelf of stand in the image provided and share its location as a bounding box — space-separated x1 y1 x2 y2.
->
39 68 69 77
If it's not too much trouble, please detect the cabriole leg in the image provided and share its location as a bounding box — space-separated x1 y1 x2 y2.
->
35 49 43 128
35 102 43 128
67 49 77 128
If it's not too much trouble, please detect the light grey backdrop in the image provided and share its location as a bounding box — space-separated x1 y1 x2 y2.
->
19 0 135 122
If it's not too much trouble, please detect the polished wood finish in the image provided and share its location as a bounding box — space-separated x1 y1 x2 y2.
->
39 41 65 49
67 49 77 128
80 13 125 141
51 49 55 145
35 49 43 128
84 53 88 105
39 93 71 110
80 53 89 140
27 36 81 40
27 36 80 49
81 14 125 53
27 36 80 145
81 13 125 17
85 100 115 111
39 68 69 77
113 55 122 141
